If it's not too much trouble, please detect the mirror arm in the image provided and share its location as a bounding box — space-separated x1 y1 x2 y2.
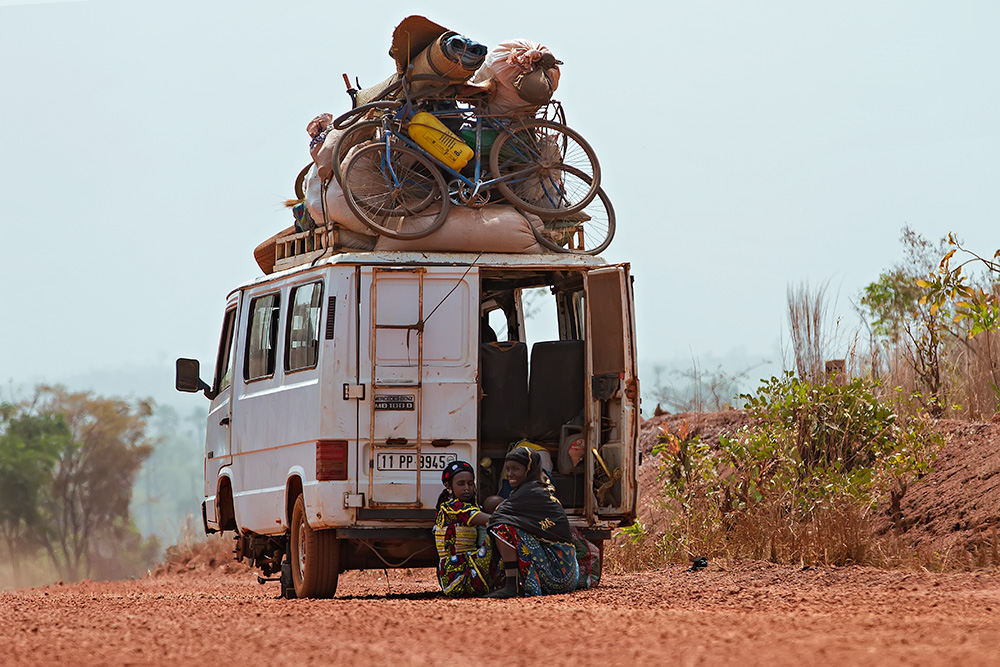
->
199 379 217 400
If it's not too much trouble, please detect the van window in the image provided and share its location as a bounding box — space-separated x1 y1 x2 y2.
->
215 308 237 393
286 281 323 372
522 287 560 350
245 293 280 381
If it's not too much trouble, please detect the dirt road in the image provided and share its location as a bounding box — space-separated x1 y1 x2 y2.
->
2 562 998 666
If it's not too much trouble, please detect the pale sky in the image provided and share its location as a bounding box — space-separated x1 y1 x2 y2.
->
1 0 998 409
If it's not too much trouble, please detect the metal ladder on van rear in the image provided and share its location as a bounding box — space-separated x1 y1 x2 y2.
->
367 267 425 509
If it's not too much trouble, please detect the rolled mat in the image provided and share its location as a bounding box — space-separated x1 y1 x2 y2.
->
409 32 479 86
390 15 450 74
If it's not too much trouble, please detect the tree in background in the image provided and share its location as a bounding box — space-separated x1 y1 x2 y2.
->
133 404 206 546
920 234 1000 414
27 386 156 581
0 405 69 588
647 361 763 414
858 227 952 416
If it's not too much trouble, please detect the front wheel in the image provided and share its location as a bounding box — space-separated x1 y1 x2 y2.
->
289 494 340 599
489 119 600 219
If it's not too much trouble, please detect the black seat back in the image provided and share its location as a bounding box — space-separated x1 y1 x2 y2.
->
527 340 585 442
479 341 528 444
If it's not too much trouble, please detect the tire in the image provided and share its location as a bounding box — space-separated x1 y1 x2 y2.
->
489 119 601 219
289 494 340 599
341 142 450 240
293 163 311 200
332 120 383 187
530 169 615 255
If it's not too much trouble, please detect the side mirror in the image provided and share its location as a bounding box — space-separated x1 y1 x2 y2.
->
175 358 214 398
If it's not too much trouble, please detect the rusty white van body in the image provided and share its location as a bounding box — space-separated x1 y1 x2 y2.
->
176 250 638 598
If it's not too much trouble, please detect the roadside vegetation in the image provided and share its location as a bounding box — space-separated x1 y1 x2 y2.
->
4 228 996 588
613 229 999 573
0 387 159 589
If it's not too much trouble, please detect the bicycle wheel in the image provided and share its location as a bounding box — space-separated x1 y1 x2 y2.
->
331 120 383 187
341 143 450 240
489 118 600 219
293 162 311 199
531 171 615 255
332 100 402 130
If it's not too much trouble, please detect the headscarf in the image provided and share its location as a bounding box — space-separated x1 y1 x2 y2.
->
442 460 475 487
488 447 571 543
437 460 476 510
504 446 541 478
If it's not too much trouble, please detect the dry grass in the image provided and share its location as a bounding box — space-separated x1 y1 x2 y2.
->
787 280 832 383
604 505 974 574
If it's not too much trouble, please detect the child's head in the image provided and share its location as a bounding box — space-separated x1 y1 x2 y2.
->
441 460 476 503
482 495 504 513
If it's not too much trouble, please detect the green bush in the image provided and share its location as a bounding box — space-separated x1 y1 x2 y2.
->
634 374 942 568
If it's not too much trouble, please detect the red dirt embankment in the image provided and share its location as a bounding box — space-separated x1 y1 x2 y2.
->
642 411 1000 562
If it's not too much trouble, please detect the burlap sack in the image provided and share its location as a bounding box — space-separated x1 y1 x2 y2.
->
472 39 562 116
374 204 545 254
303 163 373 236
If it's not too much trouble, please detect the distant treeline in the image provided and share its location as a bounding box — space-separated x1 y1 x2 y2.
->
0 386 204 589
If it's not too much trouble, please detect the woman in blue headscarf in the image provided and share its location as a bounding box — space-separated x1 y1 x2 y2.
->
487 446 579 597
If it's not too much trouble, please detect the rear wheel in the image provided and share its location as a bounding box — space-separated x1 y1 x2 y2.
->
489 119 600 218
530 169 615 255
289 494 340 598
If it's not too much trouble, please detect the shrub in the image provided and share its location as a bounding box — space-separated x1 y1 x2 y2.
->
612 374 943 570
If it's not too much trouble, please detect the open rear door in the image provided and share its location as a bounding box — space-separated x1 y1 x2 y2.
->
584 264 638 519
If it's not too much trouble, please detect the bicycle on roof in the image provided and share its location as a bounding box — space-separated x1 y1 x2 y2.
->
325 72 615 255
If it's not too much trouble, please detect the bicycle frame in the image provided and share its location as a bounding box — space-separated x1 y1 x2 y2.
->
374 100 559 204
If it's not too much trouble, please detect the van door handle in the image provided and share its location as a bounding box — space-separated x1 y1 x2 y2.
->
220 417 230 426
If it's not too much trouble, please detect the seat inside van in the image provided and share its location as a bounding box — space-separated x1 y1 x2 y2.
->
479 341 529 446
527 340 584 443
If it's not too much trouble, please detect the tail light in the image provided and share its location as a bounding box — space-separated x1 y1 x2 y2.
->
316 440 349 480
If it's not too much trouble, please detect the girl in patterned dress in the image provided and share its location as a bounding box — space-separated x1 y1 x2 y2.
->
487 447 580 597
434 461 499 597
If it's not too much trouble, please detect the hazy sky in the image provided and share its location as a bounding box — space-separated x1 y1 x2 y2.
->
1 0 997 408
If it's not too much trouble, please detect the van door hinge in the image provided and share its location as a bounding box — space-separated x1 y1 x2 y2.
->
343 383 366 400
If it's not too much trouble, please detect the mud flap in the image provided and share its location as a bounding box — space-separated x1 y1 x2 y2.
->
280 560 296 599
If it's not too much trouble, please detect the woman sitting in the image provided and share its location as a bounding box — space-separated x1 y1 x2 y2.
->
434 461 500 596
487 446 579 597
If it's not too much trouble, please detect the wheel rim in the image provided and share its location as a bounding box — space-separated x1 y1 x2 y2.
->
499 164 596 218
490 119 601 218
296 513 307 578
342 143 450 239
532 167 615 255
349 146 437 216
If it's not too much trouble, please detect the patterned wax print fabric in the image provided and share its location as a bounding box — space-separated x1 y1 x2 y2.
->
569 526 601 590
491 523 579 596
434 498 497 597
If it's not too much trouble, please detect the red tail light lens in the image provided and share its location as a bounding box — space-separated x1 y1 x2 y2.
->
316 440 349 481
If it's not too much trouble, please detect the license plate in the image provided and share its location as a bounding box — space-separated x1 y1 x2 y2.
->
375 451 458 471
